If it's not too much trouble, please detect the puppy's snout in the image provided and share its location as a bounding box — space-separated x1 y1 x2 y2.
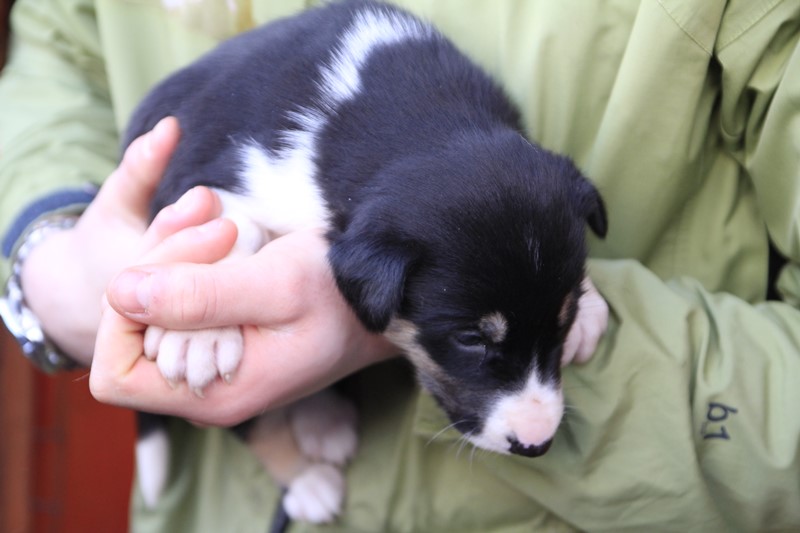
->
507 436 553 457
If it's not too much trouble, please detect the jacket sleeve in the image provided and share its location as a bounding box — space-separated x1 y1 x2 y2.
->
0 0 116 281
562 4 800 530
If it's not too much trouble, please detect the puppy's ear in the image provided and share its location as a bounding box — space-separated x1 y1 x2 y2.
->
575 176 608 238
328 230 420 332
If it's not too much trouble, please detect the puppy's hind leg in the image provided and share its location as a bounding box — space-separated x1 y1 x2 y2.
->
289 389 359 466
246 407 347 524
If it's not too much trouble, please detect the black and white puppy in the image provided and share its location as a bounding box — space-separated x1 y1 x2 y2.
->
126 0 608 523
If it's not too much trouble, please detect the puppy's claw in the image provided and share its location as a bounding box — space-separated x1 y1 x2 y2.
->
223 373 234 384
143 326 166 361
192 387 206 399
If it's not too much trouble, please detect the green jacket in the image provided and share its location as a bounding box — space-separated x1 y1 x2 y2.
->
2 0 799 531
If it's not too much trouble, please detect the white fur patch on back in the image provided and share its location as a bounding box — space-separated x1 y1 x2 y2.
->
227 141 328 238
319 8 432 103
231 7 433 239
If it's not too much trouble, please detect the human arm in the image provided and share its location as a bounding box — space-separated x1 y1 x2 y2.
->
0 0 118 365
0 0 226 368
15 118 193 365
508 6 800 529
0 0 116 262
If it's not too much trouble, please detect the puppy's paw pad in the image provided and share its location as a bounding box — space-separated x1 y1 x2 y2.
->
282 463 345 524
562 277 609 366
146 326 244 393
290 390 359 465
184 326 244 391
153 329 188 384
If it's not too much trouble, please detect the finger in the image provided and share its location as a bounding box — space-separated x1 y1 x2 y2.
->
107 229 336 328
96 117 181 223
143 216 238 266
139 186 223 254
91 296 260 423
107 218 239 317
92 313 334 424
90 304 170 407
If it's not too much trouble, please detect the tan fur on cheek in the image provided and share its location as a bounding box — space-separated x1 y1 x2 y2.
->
384 318 446 382
383 318 462 408
558 290 578 328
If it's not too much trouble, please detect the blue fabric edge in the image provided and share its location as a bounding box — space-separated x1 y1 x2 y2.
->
2 185 99 257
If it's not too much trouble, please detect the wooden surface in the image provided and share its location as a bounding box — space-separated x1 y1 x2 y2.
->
0 0 11 72
1 328 137 533
0 328 34 533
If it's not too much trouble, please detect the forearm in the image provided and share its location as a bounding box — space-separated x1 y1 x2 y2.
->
0 0 116 282
585 258 800 530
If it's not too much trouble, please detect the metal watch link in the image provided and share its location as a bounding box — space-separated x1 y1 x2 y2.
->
0 214 81 373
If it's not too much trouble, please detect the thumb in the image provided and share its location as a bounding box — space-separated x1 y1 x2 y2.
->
106 229 333 330
95 117 181 222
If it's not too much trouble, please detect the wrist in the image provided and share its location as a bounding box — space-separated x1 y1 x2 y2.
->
351 329 399 371
1 215 86 371
20 227 98 366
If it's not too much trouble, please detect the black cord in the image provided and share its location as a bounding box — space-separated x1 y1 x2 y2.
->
268 490 292 533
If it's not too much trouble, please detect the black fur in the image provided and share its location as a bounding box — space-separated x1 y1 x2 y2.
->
125 1 606 447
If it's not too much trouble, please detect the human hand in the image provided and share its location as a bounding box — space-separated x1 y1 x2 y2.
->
19 117 202 365
90 217 397 426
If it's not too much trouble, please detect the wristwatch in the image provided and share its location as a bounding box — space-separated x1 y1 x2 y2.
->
0 214 81 373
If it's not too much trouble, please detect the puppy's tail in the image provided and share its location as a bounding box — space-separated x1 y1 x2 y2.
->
135 412 171 508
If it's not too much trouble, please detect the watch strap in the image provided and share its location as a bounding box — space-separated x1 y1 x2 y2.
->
0 214 82 373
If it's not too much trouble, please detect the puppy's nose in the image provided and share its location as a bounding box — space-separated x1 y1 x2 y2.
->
507 436 553 457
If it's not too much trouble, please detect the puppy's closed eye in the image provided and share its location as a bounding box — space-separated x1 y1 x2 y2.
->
454 330 486 348
452 329 491 361
452 329 509 369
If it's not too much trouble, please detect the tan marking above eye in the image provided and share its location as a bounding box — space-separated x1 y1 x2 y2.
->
479 311 508 344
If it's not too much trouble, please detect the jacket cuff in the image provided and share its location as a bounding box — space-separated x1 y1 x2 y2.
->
2 185 99 258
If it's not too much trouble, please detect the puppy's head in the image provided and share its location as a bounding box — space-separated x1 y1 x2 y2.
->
329 131 606 456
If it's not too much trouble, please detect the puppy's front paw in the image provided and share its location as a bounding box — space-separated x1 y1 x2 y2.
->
282 463 345 524
561 277 608 366
143 325 243 394
290 389 358 465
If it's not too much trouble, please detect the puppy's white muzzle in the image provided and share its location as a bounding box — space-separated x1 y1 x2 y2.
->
469 374 564 456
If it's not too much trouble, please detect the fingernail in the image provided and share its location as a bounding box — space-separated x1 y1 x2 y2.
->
174 187 201 213
112 270 152 314
143 118 171 160
196 218 227 234
143 131 155 160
